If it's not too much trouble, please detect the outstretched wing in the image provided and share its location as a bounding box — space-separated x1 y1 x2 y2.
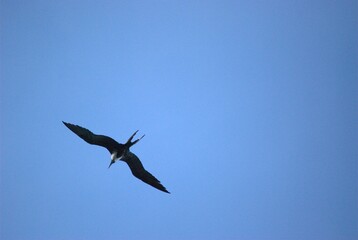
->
123 151 170 193
63 121 123 153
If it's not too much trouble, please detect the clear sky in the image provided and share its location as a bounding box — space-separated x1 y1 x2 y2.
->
1 1 357 239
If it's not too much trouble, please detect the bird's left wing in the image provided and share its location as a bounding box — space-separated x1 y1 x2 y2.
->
123 152 170 193
62 121 123 153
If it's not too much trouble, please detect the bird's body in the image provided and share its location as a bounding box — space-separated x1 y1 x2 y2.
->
62 121 169 193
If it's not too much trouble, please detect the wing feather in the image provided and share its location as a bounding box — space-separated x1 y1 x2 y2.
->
63 121 123 153
123 152 170 193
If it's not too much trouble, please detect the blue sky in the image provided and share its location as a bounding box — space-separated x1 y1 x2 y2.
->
1 1 357 239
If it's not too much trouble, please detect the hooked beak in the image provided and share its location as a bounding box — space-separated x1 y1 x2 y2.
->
108 160 115 169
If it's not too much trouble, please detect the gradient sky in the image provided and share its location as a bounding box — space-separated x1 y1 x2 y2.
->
1 1 357 240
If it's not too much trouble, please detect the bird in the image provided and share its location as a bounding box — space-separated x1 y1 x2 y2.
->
62 121 170 193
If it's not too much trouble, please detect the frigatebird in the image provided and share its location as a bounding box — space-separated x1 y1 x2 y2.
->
62 121 169 193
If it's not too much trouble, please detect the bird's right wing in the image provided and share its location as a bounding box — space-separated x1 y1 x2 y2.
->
123 152 170 193
63 121 123 153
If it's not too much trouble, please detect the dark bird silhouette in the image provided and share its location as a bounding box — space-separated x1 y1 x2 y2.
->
62 121 170 193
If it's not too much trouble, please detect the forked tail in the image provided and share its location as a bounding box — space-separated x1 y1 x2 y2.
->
125 130 145 148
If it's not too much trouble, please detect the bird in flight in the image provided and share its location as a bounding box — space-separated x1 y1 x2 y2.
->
62 121 170 193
